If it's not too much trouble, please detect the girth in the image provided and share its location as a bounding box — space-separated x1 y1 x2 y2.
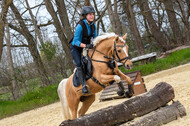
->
91 77 115 88
91 77 105 88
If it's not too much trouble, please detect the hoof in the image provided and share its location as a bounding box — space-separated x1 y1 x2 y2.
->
117 90 125 96
125 91 133 98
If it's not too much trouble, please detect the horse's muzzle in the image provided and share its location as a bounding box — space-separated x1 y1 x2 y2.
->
125 64 132 70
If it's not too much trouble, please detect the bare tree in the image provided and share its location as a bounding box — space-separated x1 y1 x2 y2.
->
84 0 91 6
187 0 190 18
138 0 168 51
44 0 75 70
25 0 44 45
0 0 12 61
5 21 19 100
159 0 183 45
177 0 190 44
10 2 50 87
105 0 122 35
124 0 145 55
92 0 106 34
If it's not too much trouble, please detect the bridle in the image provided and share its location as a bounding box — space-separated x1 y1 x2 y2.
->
89 40 130 67
88 40 130 88
112 41 131 65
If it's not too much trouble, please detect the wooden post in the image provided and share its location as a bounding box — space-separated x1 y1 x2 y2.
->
60 82 175 126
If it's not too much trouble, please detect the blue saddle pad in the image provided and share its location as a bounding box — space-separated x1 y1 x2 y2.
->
73 72 81 87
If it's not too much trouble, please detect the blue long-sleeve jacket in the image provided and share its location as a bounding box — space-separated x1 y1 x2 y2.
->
71 19 97 47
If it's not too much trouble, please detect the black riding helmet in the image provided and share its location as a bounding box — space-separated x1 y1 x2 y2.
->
81 6 95 16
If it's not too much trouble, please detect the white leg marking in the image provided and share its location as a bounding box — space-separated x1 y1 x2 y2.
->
114 75 121 83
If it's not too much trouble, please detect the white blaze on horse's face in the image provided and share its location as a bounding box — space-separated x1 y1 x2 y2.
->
123 46 128 57
120 44 132 70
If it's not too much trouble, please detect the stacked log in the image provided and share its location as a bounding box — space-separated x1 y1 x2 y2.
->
121 101 186 126
59 82 186 126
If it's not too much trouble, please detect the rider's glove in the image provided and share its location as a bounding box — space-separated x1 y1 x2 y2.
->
86 44 93 49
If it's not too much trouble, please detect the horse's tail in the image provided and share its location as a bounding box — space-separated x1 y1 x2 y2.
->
57 78 71 120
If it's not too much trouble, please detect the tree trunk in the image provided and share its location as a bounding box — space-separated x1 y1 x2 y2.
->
144 15 154 52
26 0 58 84
84 0 91 6
55 0 73 42
5 22 19 100
161 0 183 45
114 0 122 35
105 0 116 32
0 0 12 61
177 0 190 44
44 0 75 70
60 82 174 126
122 101 186 126
187 0 190 18
124 0 145 55
92 0 106 34
10 3 50 87
105 0 122 35
25 0 44 45
138 0 168 51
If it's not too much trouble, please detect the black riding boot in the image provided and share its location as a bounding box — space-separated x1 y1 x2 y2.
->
77 67 89 94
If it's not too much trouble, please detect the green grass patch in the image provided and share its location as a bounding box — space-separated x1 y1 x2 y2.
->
0 84 59 119
120 47 190 75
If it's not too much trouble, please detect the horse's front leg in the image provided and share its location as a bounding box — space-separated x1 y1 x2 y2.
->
100 74 121 84
114 69 131 84
114 69 134 97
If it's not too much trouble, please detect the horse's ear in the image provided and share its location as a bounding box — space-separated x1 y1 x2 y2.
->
115 36 119 43
122 33 128 40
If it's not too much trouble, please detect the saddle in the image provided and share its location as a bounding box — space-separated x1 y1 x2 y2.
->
73 55 92 87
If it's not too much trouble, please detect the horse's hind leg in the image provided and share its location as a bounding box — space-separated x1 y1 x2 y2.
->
78 94 95 117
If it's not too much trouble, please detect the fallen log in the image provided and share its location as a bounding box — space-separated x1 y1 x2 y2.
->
60 82 174 126
121 101 186 126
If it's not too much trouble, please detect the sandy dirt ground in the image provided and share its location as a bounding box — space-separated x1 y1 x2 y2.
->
1 63 190 126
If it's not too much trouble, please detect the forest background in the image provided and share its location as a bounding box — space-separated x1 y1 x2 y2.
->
0 0 190 101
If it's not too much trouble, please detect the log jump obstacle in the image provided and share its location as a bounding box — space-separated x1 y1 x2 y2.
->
99 71 147 101
59 82 186 126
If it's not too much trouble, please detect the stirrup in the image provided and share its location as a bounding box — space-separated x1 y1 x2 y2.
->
82 85 91 94
77 85 91 94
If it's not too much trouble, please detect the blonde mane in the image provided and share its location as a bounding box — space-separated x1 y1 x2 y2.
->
92 33 125 46
92 33 115 46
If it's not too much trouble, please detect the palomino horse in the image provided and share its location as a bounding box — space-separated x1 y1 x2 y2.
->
57 33 133 120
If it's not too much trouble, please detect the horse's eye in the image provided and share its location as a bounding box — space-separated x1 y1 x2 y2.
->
117 50 121 53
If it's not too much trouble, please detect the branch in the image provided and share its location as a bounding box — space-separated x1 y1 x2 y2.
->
8 23 23 34
3 44 28 47
95 5 108 22
37 20 53 28
21 2 45 16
